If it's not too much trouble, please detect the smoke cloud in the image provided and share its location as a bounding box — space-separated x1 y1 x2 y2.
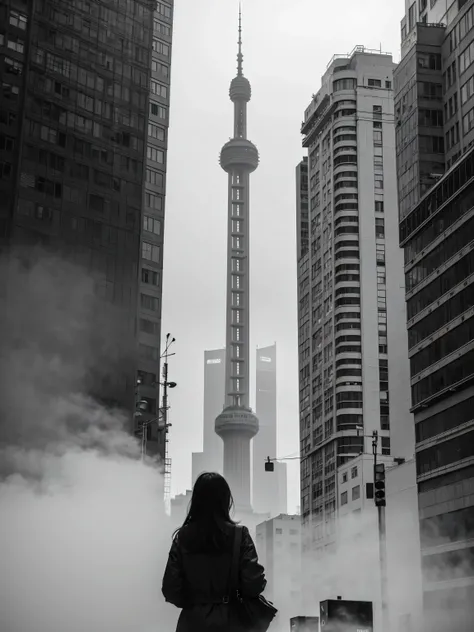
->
0 252 177 632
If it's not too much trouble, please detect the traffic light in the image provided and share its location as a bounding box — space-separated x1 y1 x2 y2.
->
374 463 386 507
265 457 274 472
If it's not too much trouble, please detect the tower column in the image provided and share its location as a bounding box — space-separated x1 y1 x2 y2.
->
215 8 259 515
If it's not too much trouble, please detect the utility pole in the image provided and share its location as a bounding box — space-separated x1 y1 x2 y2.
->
372 430 389 632
134 334 176 508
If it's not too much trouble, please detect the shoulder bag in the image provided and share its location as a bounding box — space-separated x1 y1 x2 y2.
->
226 525 278 632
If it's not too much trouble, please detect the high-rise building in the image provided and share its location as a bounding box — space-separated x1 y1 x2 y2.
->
296 47 412 541
395 3 474 628
214 10 260 514
255 514 302 620
253 344 287 516
192 348 225 483
0 0 174 457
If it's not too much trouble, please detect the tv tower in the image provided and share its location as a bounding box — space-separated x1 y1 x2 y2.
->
215 6 259 514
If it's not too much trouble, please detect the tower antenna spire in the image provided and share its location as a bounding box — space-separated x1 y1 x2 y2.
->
237 3 243 76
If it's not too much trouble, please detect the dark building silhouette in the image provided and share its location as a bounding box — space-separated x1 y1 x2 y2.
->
396 3 474 629
0 0 174 456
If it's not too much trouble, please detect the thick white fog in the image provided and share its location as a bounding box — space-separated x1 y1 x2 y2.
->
0 254 177 632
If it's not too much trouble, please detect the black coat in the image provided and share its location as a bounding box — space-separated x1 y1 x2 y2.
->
162 523 267 632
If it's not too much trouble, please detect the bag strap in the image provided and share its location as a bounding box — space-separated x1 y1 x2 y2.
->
226 525 243 601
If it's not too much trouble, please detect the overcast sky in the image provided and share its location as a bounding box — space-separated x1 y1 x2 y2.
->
162 0 405 512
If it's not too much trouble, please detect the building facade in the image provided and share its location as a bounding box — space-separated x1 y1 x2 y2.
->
253 344 288 516
255 514 302 622
296 156 309 261
296 46 412 543
0 0 174 456
136 0 174 458
399 152 474 631
192 348 226 483
396 3 474 629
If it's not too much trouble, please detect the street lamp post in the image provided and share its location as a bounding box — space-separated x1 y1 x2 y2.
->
134 334 177 465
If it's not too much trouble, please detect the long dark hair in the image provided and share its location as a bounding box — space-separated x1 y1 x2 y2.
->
175 472 237 552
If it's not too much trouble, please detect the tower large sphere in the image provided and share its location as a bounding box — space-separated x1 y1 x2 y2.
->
230 76 251 102
215 405 259 439
220 138 259 173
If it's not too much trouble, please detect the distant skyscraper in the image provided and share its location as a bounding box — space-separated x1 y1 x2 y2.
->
215 9 260 514
192 348 225 483
253 344 287 516
0 0 174 459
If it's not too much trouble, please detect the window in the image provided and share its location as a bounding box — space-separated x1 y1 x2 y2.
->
148 122 165 141
374 177 384 190
142 241 160 263
419 109 443 127
7 38 25 54
139 318 159 335
4 57 23 75
408 2 416 30
375 218 385 238
150 80 168 98
417 53 441 71
341 491 348 505
154 19 172 36
150 102 167 119
0 134 14 152
418 82 442 100
368 78 382 87
0 161 12 179
373 130 383 146
373 105 382 119
143 215 161 235
146 168 164 187
142 268 160 286
333 78 356 91
463 106 474 135
375 200 384 213
152 39 170 57
419 135 444 154
139 343 159 361
157 1 172 18
147 146 164 164
275 528 283 534
342 472 348 483
145 192 163 209
351 466 358 479
352 485 361 501
385 80 392 89
34 205 52 221
9 10 28 29
0 110 16 126
141 293 160 311
152 60 169 77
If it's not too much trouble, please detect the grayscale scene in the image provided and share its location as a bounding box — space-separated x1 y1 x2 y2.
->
0 0 473 631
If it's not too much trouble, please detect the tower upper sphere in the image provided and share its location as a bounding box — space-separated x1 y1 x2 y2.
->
230 75 251 102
